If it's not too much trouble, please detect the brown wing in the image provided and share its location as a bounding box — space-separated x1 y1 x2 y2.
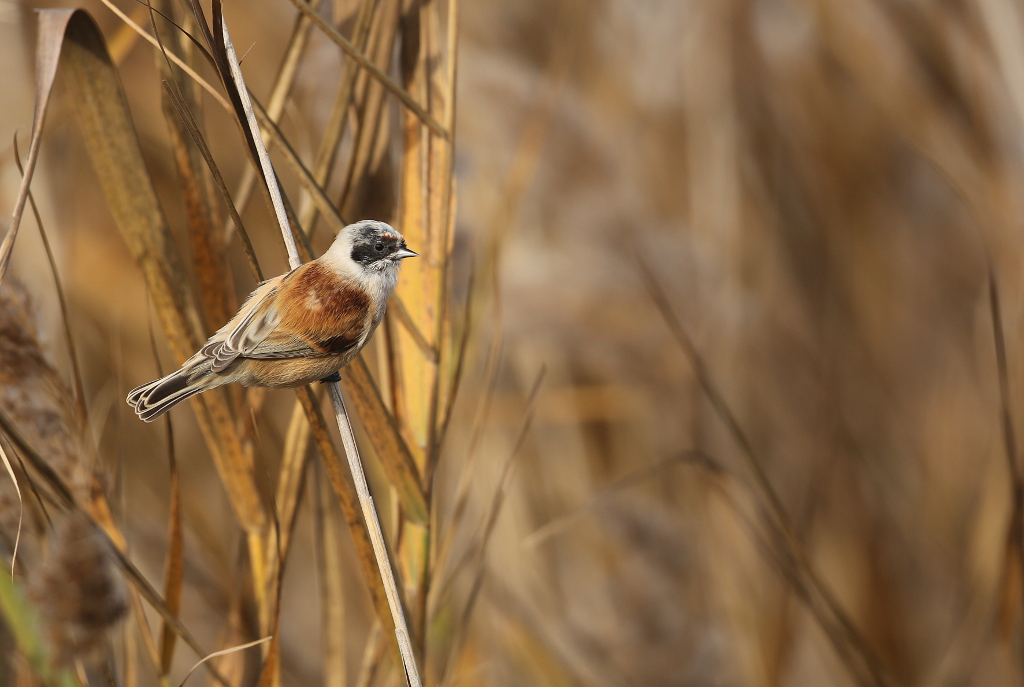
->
243 262 373 360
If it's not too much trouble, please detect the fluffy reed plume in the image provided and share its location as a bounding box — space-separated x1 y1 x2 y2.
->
0 281 84 551
27 514 126 669
0 281 125 672
0 282 79 477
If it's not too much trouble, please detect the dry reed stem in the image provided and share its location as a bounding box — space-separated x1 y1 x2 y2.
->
988 268 1024 678
344 356 428 524
436 368 544 687
355 621 385 687
126 589 171 687
283 0 447 137
218 11 422 685
639 261 893 687
389 0 461 654
229 0 323 229
328 383 422 686
155 409 184 676
12 141 89 439
294 386 403 647
250 96 350 235
313 468 346 687
298 0 379 237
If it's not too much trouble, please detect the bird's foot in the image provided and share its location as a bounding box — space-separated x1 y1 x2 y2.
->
320 372 342 384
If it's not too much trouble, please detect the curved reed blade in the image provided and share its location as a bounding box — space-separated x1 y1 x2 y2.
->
46 8 266 536
0 11 68 287
157 4 235 332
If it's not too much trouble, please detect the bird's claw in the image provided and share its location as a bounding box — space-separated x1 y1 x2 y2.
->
320 372 342 384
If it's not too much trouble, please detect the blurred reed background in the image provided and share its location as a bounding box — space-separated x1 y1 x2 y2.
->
1 0 1024 685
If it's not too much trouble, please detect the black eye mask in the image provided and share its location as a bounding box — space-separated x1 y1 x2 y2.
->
351 233 401 266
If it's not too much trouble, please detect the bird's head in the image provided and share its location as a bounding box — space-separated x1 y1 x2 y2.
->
322 219 418 279
342 220 418 273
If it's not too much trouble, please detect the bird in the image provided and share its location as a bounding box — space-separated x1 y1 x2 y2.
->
127 219 417 422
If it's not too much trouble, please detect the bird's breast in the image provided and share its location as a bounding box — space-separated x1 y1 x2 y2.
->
280 263 370 323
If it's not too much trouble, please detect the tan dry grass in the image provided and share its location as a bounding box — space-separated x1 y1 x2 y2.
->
3 1 1024 686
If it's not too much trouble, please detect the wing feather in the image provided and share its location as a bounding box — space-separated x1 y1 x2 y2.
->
198 263 375 372
200 278 283 372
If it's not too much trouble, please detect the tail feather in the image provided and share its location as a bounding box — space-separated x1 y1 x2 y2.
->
126 371 205 423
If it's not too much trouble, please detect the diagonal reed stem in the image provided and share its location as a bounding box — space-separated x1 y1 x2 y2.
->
326 384 421 687
219 14 422 687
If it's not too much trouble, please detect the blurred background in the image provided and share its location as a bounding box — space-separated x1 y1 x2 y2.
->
2 0 1024 685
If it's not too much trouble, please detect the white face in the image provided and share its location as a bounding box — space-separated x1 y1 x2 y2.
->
321 221 416 298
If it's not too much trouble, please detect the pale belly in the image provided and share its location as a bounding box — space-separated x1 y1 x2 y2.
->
231 354 352 388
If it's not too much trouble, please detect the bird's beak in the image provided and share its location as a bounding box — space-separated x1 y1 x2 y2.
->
392 247 419 260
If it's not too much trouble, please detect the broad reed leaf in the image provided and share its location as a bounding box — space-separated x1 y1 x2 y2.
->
54 9 198 348
392 0 454 648
395 0 450 452
158 6 234 331
34 8 266 535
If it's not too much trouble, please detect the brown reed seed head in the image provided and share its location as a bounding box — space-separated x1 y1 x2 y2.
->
27 515 126 668
0 281 89 554
0 281 81 483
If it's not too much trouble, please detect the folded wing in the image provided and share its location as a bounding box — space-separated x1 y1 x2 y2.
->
200 262 373 370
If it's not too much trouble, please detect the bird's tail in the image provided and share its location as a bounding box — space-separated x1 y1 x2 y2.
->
126 370 206 423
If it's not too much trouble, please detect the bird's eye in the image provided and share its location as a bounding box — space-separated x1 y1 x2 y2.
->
374 242 385 252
